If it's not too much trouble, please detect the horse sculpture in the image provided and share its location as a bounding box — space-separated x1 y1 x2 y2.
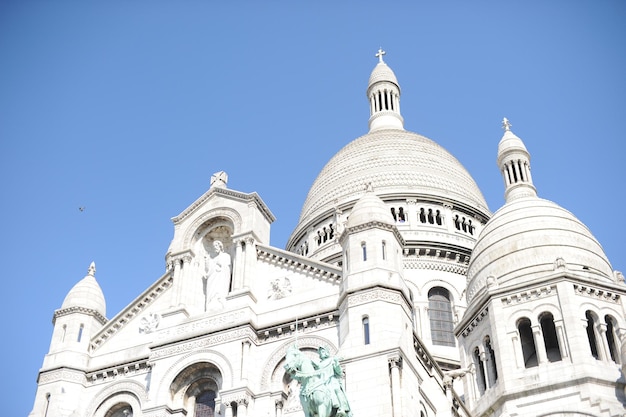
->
284 345 336 417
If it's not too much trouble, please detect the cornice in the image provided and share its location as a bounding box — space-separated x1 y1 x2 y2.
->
38 367 86 385
86 358 152 385
172 187 275 225
53 306 107 326
150 326 255 360
573 283 621 304
339 220 405 246
90 272 173 352
255 244 342 282
458 307 489 338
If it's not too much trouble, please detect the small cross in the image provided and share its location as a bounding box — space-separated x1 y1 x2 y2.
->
375 48 386 63
502 117 512 131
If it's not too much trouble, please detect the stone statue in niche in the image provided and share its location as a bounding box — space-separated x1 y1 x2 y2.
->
203 240 232 311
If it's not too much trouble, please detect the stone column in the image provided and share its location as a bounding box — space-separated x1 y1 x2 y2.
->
511 332 524 369
237 399 249 417
532 324 548 364
232 239 244 291
275 399 284 417
224 402 233 417
598 323 611 362
241 340 251 382
388 356 402 417
554 319 569 359
243 237 256 289
172 256 183 307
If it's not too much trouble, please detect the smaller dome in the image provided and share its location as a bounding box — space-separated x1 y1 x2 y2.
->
368 62 399 87
347 187 394 228
61 262 106 317
466 197 613 303
498 127 528 157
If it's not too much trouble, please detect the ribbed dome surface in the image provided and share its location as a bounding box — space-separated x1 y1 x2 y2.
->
61 274 106 317
368 62 399 87
466 197 613 303
298 129 489 226
347 190 394 228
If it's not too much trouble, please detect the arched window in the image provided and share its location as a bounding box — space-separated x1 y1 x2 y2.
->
381 241 387 260
585 311 599 359
428 287 455 347
105 403 133 417
539 313 562 362
605 315 620 363
43 393 51 417
77 324 84 342
362 316 370 345
473 347 486 395
484 337 498 387
195 390 216 417
361 242 367 261
518 318 537 368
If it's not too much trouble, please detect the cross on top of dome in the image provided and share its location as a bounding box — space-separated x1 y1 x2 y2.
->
502 117 512 131
376 48 386 63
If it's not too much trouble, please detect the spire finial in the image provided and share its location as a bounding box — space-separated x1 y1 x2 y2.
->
88 262 96 276
375 48 386 63
502 117 512 131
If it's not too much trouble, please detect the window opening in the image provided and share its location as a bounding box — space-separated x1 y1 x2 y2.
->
195 390 216 417
540 313 562 362
362 316 370 345
428 287 455 346
605 315 620 363
585 311 599 359
473 347 486 395
518 318 537 367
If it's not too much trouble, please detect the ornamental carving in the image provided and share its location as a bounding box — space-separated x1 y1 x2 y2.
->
500 285 557 306
460 307 489 338
38 368 86 384
151 327 253 359
573 284 620 303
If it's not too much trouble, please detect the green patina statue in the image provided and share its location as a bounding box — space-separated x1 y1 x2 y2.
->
284 345 352 417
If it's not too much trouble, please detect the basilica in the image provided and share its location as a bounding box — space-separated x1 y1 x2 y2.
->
29 51 626 417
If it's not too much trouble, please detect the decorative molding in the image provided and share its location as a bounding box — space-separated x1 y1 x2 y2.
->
90 274 173 352
86 359 152 385
172 187 274 225
413 335 434 372
256 244 342 282
403 259 468 275
347 287 403 307
573 284 620 303
53 306 107 325
341 221 406 246
258 312 337 342
500 285 557 306
151 327 253 359
460 307 489 338
38 367 86 385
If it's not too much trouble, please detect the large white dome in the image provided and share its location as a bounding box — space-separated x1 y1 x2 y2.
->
297 128 490 227
466 196 614 304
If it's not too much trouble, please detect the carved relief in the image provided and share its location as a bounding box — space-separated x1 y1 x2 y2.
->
268 277 292 300
139 312 161 334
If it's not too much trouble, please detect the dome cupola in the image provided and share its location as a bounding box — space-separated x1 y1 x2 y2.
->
367 48 404 131
466 120 613 304
61 262 106 317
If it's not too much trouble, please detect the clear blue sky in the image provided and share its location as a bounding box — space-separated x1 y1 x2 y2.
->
1 1 624 415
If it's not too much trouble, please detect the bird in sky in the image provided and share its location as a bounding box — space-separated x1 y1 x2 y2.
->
79 207 85 212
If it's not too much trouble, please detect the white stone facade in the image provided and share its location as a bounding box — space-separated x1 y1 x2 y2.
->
29 54 625 417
